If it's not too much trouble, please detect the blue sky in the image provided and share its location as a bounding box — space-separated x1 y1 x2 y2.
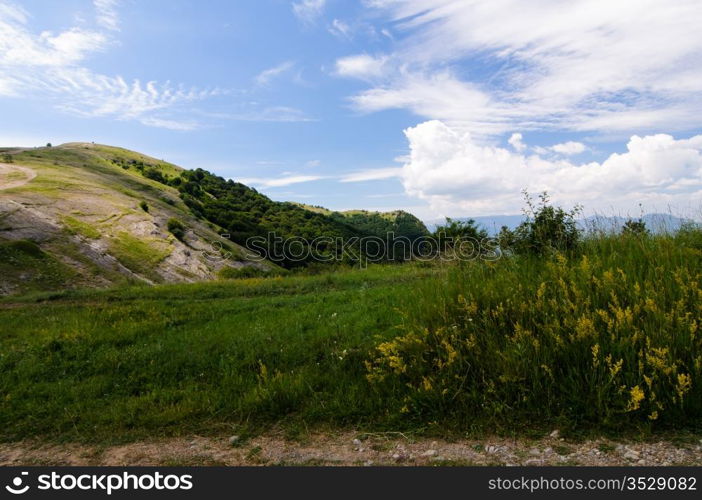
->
2 0 702 221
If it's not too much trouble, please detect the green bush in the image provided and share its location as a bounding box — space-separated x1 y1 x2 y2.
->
139 201 149 213
500 191 581 256
167 218 186 241
623 218 648 236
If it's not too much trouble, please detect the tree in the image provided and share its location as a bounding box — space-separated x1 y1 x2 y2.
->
622 218 648 236
46 143 52 148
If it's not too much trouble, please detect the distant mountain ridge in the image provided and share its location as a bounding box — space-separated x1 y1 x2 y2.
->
425 213 697 235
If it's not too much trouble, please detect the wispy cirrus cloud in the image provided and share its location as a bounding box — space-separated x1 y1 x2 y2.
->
0 0 219 130
237 174 327 188
255 61 296 86
292 0 326 24
93 0 120 31
339 0 702 138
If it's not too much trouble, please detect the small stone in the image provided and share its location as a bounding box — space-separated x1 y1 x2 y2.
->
624 450 640 460
525 458 542 466
549 430 560 439
228 435 240 446
352 438 362 446
364 460 374 466
422 449 438 457
485 445 497 454
392 453 401 460
543 447 553 454
529 448 541 456
637 459 646 465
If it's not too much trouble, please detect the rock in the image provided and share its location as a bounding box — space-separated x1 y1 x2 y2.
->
421 449 438 457
485 445 497 454
637 459 646 465
228 435 240 446
525 459 542 466
529 448 541 456
543 447 553 454
352 438 362 446
624 450 640 460
364 460 374 467
549 430 560 439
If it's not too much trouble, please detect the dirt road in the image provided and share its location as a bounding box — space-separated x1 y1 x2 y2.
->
1 431 700 466
0 163 36 190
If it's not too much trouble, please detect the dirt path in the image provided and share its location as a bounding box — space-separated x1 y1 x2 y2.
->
0 163 36 190
1 432 700 466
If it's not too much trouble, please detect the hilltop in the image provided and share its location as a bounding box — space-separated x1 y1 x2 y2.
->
293 203 429 240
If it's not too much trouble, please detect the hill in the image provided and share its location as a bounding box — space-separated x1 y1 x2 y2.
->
294 204 429 240
0 143 429 295
0 143 277 295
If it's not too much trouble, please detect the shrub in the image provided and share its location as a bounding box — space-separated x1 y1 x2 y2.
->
501 191 581 255
167 218 186 241
139 201 149 213
623 218 648 236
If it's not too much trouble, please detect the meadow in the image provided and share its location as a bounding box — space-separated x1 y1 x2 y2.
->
0 227 701 444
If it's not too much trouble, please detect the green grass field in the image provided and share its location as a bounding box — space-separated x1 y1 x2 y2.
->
1 230 701 444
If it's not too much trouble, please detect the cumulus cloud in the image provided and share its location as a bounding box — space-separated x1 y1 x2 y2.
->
508 133 526 153
400 121 702 216
550 141 587 155
341 0 702 137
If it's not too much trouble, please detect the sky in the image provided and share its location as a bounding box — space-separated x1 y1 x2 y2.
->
1 0 702 222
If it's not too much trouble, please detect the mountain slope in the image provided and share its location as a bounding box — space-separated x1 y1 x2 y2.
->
0 143 273 295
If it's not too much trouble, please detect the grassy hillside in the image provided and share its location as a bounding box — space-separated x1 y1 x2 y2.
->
1 229 700 443
0 143 273 295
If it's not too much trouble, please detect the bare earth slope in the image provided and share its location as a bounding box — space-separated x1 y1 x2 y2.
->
0 143 272 295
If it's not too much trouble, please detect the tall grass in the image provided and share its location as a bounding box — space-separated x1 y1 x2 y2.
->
367 229 702 432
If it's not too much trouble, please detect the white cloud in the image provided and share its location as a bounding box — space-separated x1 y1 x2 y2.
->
237 174 326 188
508 133 526 153
550 141 587 156
0 0 217 129
255 61 295 86
400 120 702 216
340 167 402 182
328 19 352 39
292 0 326 24
94 0 120 31
342 0 702 137
335 54 388 80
